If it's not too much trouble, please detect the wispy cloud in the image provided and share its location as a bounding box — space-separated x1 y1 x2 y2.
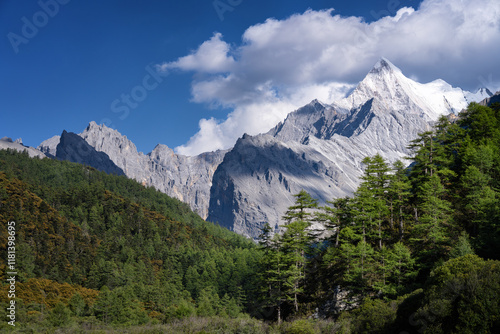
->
158 0 500 155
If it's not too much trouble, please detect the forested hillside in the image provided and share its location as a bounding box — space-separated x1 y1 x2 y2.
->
0 151 261 330
1 102 500 333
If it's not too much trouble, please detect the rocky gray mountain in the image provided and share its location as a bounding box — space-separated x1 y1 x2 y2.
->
30 58 492 239
207 59 492 238
43 122 226 219
0 137 47 158
78 122 150 183
145 143 226 219
38 135 60 157
208 133 360 236
56 130 125 176
480 90 500 106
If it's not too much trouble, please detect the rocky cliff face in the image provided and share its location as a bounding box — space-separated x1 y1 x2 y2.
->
76 122 225 219
146 144 226 219
479 90 500 106
79 122 150 183
56 130 125 176
38 135 60 157
36 122 224 219
208 133 360 236
207 59 492 238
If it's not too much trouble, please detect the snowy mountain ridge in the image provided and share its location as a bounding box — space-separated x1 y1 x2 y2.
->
207 59 492 238
334 58 488 120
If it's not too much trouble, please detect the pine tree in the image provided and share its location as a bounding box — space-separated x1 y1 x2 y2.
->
281 219 310 313
196 287 220 317
361 154 391 198
387 160 411 241
258 223 286 323
280 190 318 315
386 242 415 294
461 165 496 235
412 173 453 265
282 190 319 223
320 197 352 247
353 154 391 249
459 103 500 142
68 292 87 317
408 131 437 181
342 239 375 292
408 128 456 200
184 266 201 299
449 232 474 259
48 302 72 327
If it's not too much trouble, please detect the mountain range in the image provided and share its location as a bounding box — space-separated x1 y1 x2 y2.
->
4 59 496 239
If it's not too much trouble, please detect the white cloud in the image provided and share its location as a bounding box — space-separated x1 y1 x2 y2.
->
157 33 235 74
162 0 500 155
175 82 354 156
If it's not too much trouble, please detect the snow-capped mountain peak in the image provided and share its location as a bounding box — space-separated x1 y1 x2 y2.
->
465 87 493 103
370 57 403 75
29 58 496 240
334 58 415 113
334 58 489 122
208 58 496 238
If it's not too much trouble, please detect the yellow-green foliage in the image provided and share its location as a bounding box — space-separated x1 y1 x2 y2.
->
0 278 98 308
0 173 98 283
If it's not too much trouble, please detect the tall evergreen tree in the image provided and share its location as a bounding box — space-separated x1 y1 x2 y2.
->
408 131 436 180
282 190 319 224
280 190 318 315
281 220 310 313
387 160 411 241
258 223 286 324
320 197 352 247
353 154 391 249
412 173 453 266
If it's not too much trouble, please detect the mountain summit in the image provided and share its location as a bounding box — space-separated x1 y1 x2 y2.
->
207 59 492 238
39 121 226 219
33 59 492 238
335 58 486 120
56 130 125 176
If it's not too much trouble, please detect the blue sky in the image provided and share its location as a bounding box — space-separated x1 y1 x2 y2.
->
1 0 500 155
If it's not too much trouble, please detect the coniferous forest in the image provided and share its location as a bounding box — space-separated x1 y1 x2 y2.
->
1 102 500 333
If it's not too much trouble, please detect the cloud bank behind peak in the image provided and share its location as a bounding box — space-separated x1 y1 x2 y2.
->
158 0 500 156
